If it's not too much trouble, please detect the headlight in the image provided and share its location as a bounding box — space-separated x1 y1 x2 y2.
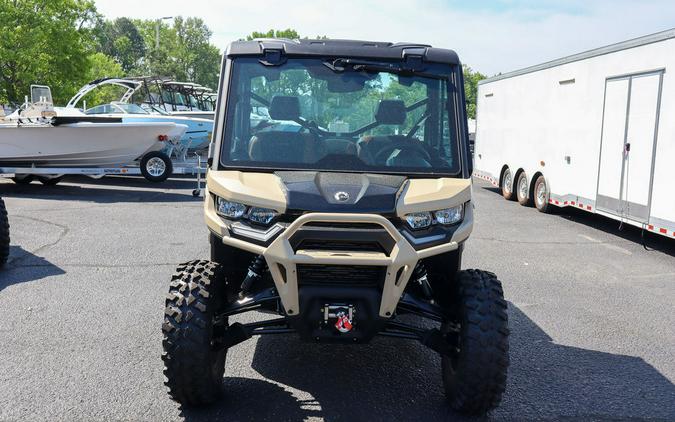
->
404 204 464 230
248 207 278 225
405 212 433 230
216 198 247 219
435 204 464 225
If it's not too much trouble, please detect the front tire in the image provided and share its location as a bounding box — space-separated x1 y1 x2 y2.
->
442 269 509 415
162 260 229 406
141 151 173 183
0 198 9 268
500 168 515 200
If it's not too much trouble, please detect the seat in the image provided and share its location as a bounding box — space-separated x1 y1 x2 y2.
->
357 100 409 164
249 131 324 163
248 95 325 163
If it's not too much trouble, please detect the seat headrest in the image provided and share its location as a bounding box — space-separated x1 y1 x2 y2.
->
269 96 300 121
375 100 406 125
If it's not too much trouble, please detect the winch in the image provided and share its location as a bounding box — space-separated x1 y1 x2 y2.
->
323 304 355 333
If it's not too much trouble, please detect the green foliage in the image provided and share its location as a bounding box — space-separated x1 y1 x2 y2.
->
463 65 486 119
246 29 300 41
0 10 484 116
0 0 99 105
133 17 221 89
244 29 328 41
77 52 126 108
94 17 146 72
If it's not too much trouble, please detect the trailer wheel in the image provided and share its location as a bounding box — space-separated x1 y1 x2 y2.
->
533 175 551 213
0 197 9 268
37 176 64 186
516 172 531 206
162 260 229 406
141 151 173 183
12 175 33 185
500 168 515 200
442 269 509 415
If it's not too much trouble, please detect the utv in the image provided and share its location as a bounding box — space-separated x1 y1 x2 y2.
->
0 197 8 268
162 39 509 415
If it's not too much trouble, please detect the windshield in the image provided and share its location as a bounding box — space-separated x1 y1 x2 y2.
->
220 58 462 175
114 103 149 114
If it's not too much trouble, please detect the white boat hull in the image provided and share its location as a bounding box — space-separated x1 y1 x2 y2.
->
0 122 175 167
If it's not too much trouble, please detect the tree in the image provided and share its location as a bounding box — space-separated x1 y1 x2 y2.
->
463 65 486 119
246 29 300 41
0 0 99 105
94 17 146 73
76 52 125 108
133 17 221 90
244 29 328 41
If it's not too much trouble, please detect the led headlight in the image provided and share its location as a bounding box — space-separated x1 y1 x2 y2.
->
216 198 247 219
435 204 464 225
405 212 433 230
247 207 278 226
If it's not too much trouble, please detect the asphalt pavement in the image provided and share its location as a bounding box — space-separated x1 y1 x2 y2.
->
1 176 674 421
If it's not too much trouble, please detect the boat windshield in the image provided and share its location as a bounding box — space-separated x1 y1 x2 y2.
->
114 103 149 114
220 58 462 176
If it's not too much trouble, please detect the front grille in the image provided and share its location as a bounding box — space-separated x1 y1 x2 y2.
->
289 224 396 255
297 264 385 287
302 222 384 229
296 239 385 253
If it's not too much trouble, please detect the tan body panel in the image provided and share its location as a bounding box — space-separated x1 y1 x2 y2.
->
205 170 473 317
206 171 287 212
396 178 471 216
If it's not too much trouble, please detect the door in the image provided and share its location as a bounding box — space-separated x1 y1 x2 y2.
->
596 71 663 223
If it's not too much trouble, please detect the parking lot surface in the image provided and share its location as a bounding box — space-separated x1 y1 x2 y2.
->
1 176 674 421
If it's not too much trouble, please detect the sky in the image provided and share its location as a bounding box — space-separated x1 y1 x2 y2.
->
94 0 675 76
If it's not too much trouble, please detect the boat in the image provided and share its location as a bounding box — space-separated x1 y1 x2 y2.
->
125 77 216 119
83 101 212 153
155 80 216 120
0 86 184 168
67 78 214 154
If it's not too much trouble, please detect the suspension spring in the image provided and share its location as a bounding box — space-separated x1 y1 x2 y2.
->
239 255 266 299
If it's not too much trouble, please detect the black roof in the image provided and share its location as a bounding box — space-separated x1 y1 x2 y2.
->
225 38 460 65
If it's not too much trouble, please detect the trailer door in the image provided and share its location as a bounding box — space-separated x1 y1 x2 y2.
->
596 71 663 223
596 78 629 214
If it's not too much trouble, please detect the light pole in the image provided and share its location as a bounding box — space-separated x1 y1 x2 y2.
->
155 16 173 49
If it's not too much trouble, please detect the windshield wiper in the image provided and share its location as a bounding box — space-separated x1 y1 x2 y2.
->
323 58 444 79
324 58 410 73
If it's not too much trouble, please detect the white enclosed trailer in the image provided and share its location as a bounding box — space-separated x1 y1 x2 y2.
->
474 28 675 239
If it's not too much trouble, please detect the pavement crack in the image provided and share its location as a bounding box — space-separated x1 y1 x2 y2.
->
7 215 70 265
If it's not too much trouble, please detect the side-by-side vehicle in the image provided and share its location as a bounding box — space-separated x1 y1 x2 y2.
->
162 39 510 415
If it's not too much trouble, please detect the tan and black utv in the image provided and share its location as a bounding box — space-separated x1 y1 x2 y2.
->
162 39 509 415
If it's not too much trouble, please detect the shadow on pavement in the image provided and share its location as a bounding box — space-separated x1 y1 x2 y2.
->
478 183 675 257
498 305 675 419
179 377 311 422
0 175 201 203
0 246 65 290
184 303 675 421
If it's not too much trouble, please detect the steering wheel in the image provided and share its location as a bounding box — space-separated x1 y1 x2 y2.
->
373 141 432 164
